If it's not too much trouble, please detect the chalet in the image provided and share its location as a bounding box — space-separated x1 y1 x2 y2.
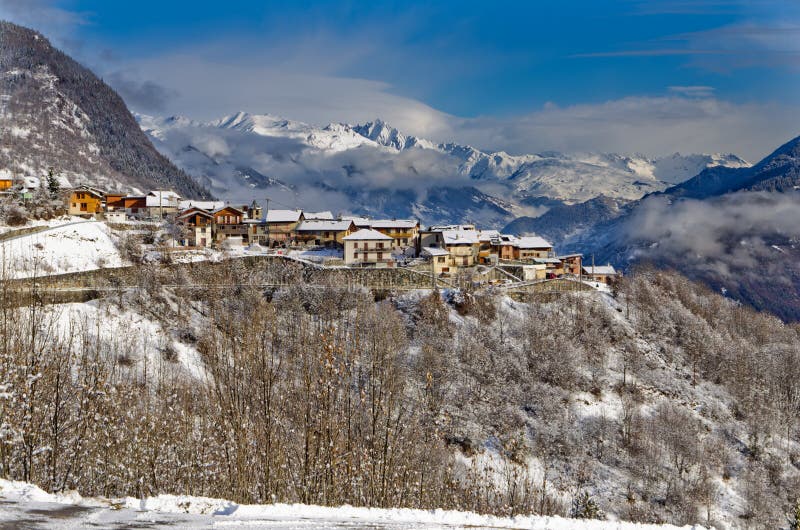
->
122 196 148 216
421 246 451 275
489 234 520 260
342 229 395 267
0 170 13 192
559 254 583 276
370 219 420 251
295 219 356 246
145 190 181 218
477 230 501 264
582 264 620 284
104 192 126 211
248 209 304 246
419 224 476 250
176 208 214 247
68 186 104 217
212 206 247 245
533 257 564 278
515 236 553 260
442 229 481 269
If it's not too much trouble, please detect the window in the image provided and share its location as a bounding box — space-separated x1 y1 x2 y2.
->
377 242 384 249
377 252 383 260
437 257 445 263
80 203 87 211
353 242 358 249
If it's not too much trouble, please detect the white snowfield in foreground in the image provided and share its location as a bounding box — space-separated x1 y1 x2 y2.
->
0 220 126 278
0 479 706 530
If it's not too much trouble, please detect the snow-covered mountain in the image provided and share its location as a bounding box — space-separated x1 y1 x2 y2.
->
137 111 748 225
0 22 210 198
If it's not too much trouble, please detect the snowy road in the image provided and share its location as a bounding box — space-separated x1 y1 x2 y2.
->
0 480 706 530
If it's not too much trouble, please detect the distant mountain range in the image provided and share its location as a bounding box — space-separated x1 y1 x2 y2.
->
137 111 748 226
565 135 800 320
0 21 209 198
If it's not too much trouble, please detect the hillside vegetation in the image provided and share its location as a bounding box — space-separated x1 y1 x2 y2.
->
0 264 798 529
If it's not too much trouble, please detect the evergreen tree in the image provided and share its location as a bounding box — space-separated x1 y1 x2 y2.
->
570 491 603 520
46 167 60 199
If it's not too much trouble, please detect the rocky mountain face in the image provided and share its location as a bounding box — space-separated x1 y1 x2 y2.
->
568 134 800 321
502 195 624 243
138 112 747 226
0 21 210 198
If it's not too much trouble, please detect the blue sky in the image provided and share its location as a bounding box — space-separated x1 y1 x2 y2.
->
2 0 799 158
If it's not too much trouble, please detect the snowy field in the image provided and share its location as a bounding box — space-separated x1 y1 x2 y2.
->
0 480 706 530
0 220 127 278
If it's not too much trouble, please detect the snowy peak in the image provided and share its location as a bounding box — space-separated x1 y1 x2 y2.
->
651 152 749 184
351 119 441 151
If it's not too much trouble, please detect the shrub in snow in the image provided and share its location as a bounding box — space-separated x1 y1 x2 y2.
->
570 492 604 520
3 205 27 226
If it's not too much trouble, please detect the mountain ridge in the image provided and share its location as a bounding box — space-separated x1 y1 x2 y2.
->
0 21 211 198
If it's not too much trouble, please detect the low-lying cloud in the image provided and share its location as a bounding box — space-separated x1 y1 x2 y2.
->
623 191 800 282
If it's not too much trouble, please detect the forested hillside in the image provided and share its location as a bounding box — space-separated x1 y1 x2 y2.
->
2 263 798 529
0 21 210 198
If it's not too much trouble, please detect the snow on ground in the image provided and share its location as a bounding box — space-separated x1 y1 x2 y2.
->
0 215 86 236
0 220 127 278
48 299 208 381
0 479 706 529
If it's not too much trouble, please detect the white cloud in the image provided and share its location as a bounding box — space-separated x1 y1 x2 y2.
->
122 53 453 142
448 96 800 161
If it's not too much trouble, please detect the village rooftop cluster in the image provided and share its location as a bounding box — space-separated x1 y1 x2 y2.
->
66 185 619 283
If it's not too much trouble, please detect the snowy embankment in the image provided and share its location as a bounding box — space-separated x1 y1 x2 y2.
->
0 220 126 278
0 479 706 530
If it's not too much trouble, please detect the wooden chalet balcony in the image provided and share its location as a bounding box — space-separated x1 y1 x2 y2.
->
385 232 415 239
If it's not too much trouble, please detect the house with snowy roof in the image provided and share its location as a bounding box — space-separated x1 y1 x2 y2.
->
295 219 356 247
369 219 420 252
175 207 214 247
582 264 620 284
246 209 304 246
0 169 13 193
342 229 395 267
212 205 247 245
68 186 105 217
421 246 451 275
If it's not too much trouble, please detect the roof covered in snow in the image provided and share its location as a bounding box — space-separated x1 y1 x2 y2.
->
583 265 618 275
304 211 334 220
178 200 226 211
422 246 450 256
515 236 553 249
342 229 393 241
296 220 354 232
370 219 418 229
147 190 181 200
442 229 480 245
341 216 373 226
266 209 303 223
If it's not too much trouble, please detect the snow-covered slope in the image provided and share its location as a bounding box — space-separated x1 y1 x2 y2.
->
0 220 127 278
